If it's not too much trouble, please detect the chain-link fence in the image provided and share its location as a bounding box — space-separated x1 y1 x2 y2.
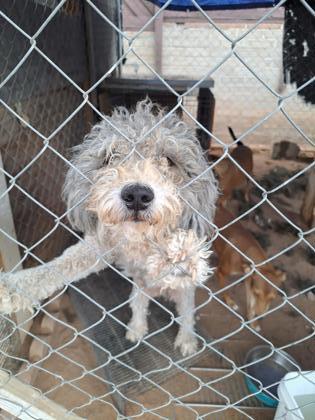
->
0 0 314 419
122 0 315 148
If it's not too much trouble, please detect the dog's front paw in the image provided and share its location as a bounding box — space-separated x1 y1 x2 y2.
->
224 295 239 311
167 230 194 264
0 283 23 314
125 321 148 343
0 280 33 315
251 321 261 332
175 332 198 357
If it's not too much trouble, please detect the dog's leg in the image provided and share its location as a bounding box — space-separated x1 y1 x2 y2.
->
217 268 239 311
125 285 150 343
244 180 251 203
174 286 198 356
245 278 260 331
0 236 107 314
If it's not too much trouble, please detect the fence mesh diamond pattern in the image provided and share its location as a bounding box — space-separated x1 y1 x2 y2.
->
0 0 314 419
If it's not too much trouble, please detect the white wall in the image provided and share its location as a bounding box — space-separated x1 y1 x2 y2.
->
122 22 315 148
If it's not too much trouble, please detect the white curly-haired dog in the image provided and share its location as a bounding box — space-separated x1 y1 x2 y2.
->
0 100 218 356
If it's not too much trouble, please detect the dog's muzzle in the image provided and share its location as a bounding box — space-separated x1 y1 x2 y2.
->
121 183 154 211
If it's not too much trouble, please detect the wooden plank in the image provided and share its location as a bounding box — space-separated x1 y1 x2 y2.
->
0 369 83 420
163 7 284 23
123 2 284 31
101 77 214 91
125 0 153 18
124 0 154 31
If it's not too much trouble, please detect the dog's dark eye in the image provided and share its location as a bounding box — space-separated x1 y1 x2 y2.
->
166 157 175 167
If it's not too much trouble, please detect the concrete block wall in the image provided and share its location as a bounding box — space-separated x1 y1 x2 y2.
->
122 23 315 149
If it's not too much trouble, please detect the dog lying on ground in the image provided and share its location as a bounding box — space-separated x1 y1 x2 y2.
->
0 100 218 356
214 127 253 207
213 207 285 331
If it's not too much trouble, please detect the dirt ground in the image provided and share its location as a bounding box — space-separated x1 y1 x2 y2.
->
31 149 315 419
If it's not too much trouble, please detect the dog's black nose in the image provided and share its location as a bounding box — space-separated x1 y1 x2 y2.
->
121 184 154 211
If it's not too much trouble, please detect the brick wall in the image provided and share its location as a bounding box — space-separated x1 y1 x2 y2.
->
122 22 315 149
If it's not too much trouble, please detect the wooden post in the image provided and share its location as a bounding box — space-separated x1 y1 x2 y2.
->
154 6 163 74
301 168 315 228
196 88 215 152
0 153 32 343
0 154 21 272
0 369 83 419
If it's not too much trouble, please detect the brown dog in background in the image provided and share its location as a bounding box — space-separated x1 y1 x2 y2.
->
214 127 254 207
213 208 286 331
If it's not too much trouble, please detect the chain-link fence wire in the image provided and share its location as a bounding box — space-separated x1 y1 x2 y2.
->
0 0 314 418
122 0 315 148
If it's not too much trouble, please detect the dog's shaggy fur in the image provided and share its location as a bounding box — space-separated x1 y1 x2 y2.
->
0 100 218 356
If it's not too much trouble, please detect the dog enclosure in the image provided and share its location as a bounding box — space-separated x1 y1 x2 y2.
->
0 0 314 418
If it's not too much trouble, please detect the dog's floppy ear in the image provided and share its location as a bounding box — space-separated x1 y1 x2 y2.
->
62 122 110 234
181 162 218 238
